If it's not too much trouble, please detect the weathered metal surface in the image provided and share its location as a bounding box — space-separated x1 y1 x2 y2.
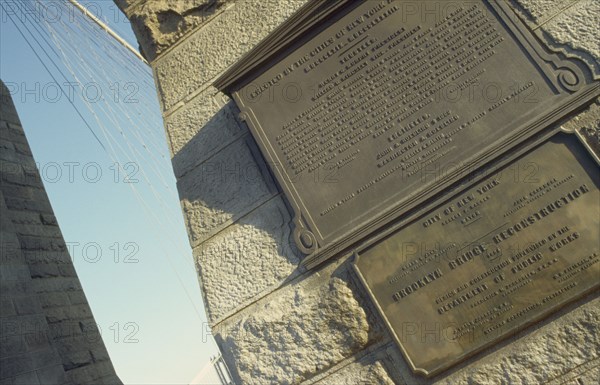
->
355 132 600 376
217 0 599 268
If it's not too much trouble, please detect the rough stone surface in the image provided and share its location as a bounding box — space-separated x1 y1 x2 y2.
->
315 359 395 385
216 275 370 385
511 0 600 74
546 362 599 385
153 0 308 112
115 0 234 61
540 0 600 73
435 297 599 385
511 0 570 24
178 136 276 246
166 87 245 174
194 196 299 324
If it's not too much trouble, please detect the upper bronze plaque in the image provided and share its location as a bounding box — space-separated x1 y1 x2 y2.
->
215 0 599 268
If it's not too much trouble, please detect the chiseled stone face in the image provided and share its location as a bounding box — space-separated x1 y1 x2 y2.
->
177 136 276 246
437 297 599 385
315 360 395 385
540 0 600 73
152 0 308 112
512 0 566 23
513 0 599 73
194 197 300 324
216 276 370 385
114 0 235 61
166 88 245 174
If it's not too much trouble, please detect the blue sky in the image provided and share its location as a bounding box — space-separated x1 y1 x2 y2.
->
0 1 218 383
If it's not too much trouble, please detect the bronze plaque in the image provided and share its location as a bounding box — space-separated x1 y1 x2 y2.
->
216 0 599 268
354 132 600 376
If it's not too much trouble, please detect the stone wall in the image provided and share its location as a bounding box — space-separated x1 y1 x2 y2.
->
117 1 599 384
0 81 122 384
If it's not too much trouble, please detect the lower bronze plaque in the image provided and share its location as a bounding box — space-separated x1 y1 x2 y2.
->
354 132 599 376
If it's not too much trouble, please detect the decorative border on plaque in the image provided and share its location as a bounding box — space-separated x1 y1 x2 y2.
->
219 0 600 270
